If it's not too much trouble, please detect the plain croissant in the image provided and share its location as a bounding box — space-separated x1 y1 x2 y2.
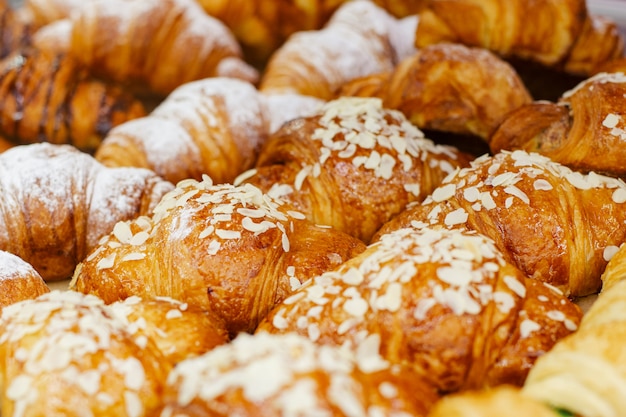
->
257 226 582 394
239 96 473 243
0 142 173 282
70 176 366 335
375 149 626 298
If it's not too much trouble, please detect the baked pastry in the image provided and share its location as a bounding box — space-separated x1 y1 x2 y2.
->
32 0 258 98
375 149 626 298
70 176 366 335
427 385 563 417
0 290 169 417
0 142 173 281
521 243 626 417
490 71 626 178
0 48 146 153
239 96 473 243
337 42 533 140
0 250 49 309
257 226 582 394
259 0 416 100
109 295 230 366
159 331 440 417
0 0 33 59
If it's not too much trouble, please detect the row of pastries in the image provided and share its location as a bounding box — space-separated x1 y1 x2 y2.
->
0 0 624 416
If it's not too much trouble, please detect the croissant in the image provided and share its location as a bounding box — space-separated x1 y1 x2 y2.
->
0 290 169 417
239 96 473 243
0 250 49 309
0 48 147 153
36 0 258 98
159 332 440 417
108 296 230 366
258 0 416 100
489 71 626 178
520 244 626 417
375 150 626 298
337 42 533 141
0 142 173 282
0 0 33 58
70 176 366 335
257 226 582 394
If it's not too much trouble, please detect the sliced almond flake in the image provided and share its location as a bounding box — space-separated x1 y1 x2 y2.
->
113 222 133 244
613 188 626 203
337 317 359 335
602 113 620 128
356 131 377 149
199 225 215 239
122 253 146 262
237 208 266 218
343 296 369 317
520 319 541 338
233 169 257 186
294 165 311 191
272 310 289 330
491 172 518 187
286 210 306 220
289 277 301 292
241 217 272 234
564 319 578 331
283 291 307 305
375 283 402 312
307 323 321 342
546 310 566 321
352 155 368 168
376 154 396 179
403 183 421 197
341 267 365 285
165 309 183 320
603 245 620 262
312 163 322 178
480 192 497 210
463 186 480 202
207 240 221 255
337 143 357 159
504 185 530 204
471 202 482 212
431 184 456 202
176 189 199 206
444 208 468 227
355 334 389 373
504 197 514 208
129 231 150 246
504 275 526 298
533 179 553 191
282 232 290 252
97 253 116 270
364 150 382 170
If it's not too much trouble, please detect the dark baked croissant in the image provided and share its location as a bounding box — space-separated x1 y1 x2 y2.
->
375 149 626 298
0 48 147 153
239 96 473 243
337 42 533 141
257 226 582 394
70 177 366 335
0 142 173 282
32 0 259 98
0 290 169 417
259 0 416 100
490 71 626 178
159 332 440 417
0 250 49 308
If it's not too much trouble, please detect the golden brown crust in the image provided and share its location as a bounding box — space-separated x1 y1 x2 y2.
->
375 150 626 297
257 227 581 394
0 143 174 281
0 48 147 153
159 332 440 417
490 72 626 177
70 178 366 335
0 250 49 309
415 0 587 68
0 290 169 416
109 296 230 366
242 97 472 243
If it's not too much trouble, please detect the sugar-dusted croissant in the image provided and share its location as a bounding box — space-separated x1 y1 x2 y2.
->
37 0 258 98
427 385 563 417
258 0 416 100
0 142 173 282
109 296 230 366
70 177 366 335
0 48 147 153
239 96 473 243
0 250 49 309
375 150 626 298
337 42 533 141
257 227 582 394
159 332 440 417
520 244 626 417
0 290 169 417
490 72 626 178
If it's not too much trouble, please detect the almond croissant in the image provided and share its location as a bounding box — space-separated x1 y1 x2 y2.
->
40 0 259 98
70 177 366 336
258 0 416 100
159 332 440 417
375 150 626 298
337 42 533 141
0 48 146 153
489 71 626 178
239 96 473 243
0 250 49 309
257 227 582 394
0 142 174 282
